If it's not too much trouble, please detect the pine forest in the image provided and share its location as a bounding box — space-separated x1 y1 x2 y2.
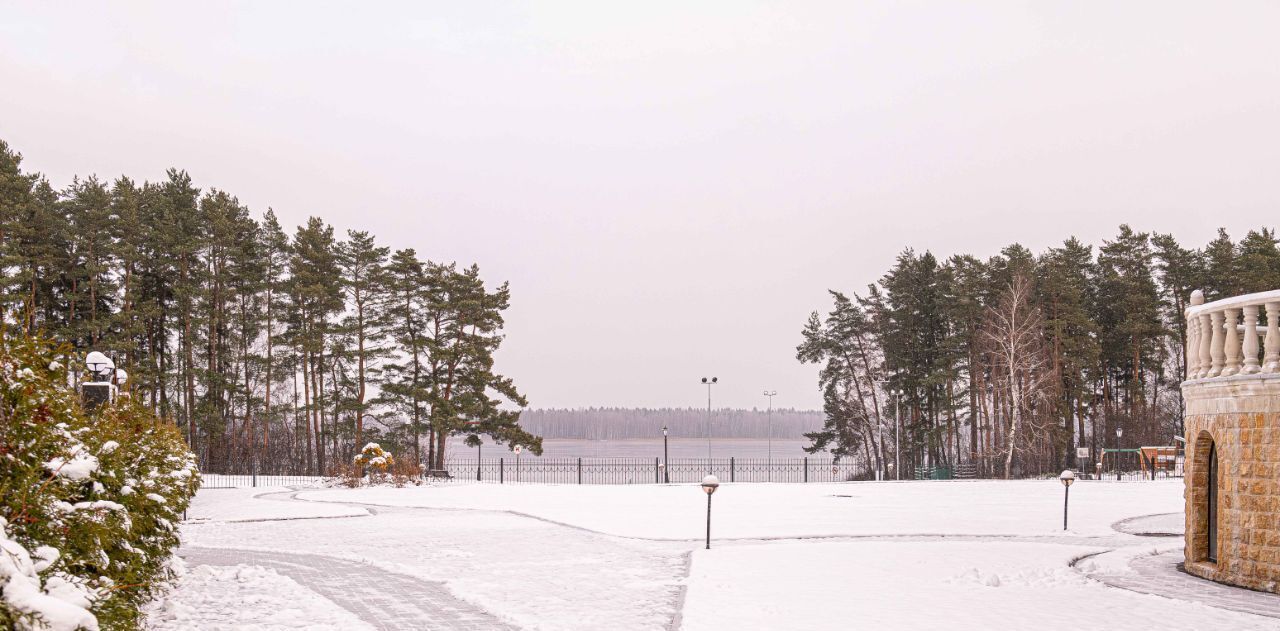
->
0 138 541 475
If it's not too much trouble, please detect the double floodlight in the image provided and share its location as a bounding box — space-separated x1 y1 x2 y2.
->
85 352 115 381
701 377 718 384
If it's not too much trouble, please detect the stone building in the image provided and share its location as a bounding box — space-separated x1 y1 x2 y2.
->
1183 289 1280 591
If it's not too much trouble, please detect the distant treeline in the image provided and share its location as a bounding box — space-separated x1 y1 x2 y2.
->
518 407 824 440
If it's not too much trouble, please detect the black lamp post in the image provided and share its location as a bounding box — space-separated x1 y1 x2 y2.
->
662 425 670 483
702 474 720 549
1115 426 1124 481
1059 469 1075 530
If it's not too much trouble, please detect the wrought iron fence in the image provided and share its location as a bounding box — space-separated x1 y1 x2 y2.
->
195 454 1183 488
442 456 875 484
199 473 327 489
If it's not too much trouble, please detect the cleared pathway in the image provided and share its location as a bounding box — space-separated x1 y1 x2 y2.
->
1086 551 1280 619
180 546 516 631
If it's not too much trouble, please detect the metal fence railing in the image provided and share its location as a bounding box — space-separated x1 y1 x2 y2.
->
440 456 875 484
199 473 327 489
195 456 1184 488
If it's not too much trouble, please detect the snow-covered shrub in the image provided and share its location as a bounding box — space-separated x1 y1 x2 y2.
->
352 442 395 472
0 330 199 630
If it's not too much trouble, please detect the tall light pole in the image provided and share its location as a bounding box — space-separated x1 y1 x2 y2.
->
763 390 777 481
701 377 717 473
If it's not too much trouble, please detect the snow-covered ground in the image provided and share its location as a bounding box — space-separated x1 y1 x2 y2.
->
184 486 368 522
298 479 1182 538
149 479 1277 630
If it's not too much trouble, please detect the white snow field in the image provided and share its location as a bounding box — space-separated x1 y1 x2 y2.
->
152 479 1279 630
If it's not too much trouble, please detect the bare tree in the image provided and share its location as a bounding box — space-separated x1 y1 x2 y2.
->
982 275 1055 478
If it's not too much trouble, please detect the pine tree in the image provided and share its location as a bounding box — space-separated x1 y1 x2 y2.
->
337 230 390 456
795 291 889 472
377 248 431 465
1236 229 1280 294
1036 238 1098 466
422 263 538 470
288 218 343 474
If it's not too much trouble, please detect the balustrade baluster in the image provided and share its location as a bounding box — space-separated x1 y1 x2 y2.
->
1188 290 1204 379
1243 305 1261 374
1266 302 1280 373
1222 308 1242 376
1199 311 1214 378
1209 310 1226 377
1187 313 1200 378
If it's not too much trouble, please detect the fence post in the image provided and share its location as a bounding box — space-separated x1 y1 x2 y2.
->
730 457 735 483
655 457 659 484
251 457 257 488
578 457 583 484
500 458 504 484
804 457 809 483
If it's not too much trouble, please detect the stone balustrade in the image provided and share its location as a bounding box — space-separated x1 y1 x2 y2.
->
1184 289 1280 381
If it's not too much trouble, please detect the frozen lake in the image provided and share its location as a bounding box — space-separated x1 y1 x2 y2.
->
448 437 821 459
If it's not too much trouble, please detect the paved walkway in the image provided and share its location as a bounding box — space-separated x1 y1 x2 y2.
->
1111 512 1183 537
180 546 517 631
1087 551 1280 619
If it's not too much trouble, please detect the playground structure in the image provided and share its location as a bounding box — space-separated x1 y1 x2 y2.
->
1095 446 1183 480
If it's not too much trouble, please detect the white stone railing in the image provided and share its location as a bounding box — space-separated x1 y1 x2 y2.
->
1185 289 1280 380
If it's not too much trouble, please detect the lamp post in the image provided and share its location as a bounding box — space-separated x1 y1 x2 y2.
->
893 389 901 480
875 379 892 481
662 425 670 483
701 474 720 549
762 390 776 481
1059 469 1075 530
1115 426 1124 481
701 377 717 473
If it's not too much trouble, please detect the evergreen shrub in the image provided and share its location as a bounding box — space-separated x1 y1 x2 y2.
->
0 330 198 630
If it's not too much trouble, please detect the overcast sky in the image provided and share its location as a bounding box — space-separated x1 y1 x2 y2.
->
3 2 1279 411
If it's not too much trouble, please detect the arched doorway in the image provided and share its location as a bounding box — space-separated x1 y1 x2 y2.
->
1207 440 1217 563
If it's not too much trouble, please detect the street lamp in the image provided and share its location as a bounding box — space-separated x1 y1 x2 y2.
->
1059 469 1076 530
662 425 670 483
701 474 720 549
701 377 717 473
1115 426 1124 481
762 390 777 481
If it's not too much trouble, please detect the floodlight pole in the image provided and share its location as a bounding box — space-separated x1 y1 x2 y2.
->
702 377 717 474
763 390 777 481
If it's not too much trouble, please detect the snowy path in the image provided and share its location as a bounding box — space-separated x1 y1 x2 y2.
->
178 487 688 630
1081 550 1280 620
180 546 516 630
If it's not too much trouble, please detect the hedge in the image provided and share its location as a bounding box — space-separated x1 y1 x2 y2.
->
0 330 199 631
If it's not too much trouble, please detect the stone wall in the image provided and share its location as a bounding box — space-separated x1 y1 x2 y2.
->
1183 376 1280 592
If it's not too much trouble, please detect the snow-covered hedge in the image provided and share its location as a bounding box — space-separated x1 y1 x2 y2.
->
0 332 199 630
